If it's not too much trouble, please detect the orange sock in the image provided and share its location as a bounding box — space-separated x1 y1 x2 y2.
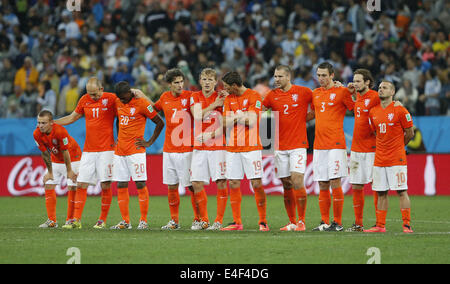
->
332 187 344 225
168 189 180 223
229 187 242 225
294 187 307 223
190 191 200 221
353 189 365 226
45 189 57 222
215 188 228 224
319 190 331 224
401 208 411 226
254 186 267 224
99 188 112 222
283 188 297 224
194 189 209 223
376 209 387 228
73 188 87 220
117 187 130 224
67 190 76 221
138 186 149 222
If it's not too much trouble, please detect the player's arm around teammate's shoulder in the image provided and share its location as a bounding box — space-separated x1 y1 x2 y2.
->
54 111 83 125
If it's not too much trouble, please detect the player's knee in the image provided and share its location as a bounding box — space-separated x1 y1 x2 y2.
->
215 179 227 189
191 182 204 192
280 177 292 189
330 178 341 188
135 181 146 189
77 182 89 189
229 180 240 189
100 181 112 190
319 181 330 190
118 181 129 188
250 178 262 189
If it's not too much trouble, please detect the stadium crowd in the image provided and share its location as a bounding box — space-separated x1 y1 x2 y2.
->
0 0 448 118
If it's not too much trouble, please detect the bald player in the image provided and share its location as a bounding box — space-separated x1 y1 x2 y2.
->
55 77 118 229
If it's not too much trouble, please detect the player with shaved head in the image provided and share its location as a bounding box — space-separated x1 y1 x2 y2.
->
55 77 119 229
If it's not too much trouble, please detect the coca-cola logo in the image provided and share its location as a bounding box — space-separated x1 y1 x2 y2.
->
251 156 351 194
7 157 101 196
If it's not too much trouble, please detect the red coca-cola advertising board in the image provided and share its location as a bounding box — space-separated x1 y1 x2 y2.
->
1 154 449 197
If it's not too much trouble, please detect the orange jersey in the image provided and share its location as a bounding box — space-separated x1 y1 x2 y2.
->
75 92 117 152
115 97 158 156
33 124 82 163
154 90 194 153
263 85 312 150
190 90 226 151
351 89 380 153
369 103 413 167
312 86 354 150
223 88 263 153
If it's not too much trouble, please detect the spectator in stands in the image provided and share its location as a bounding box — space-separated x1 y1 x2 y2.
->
424 68 442 115
396 79 419 115
0 57 16 96
21 81 38 118
37 80 56 114
0 0 447 118
14 56 39 91
6 85 24 118
57 75 79 117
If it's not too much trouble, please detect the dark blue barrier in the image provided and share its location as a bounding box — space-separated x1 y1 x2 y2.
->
0 116 449 155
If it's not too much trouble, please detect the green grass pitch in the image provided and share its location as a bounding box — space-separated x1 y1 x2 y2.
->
0 195 449 264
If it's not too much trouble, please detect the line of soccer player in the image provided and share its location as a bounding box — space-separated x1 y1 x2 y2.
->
33 62 414 233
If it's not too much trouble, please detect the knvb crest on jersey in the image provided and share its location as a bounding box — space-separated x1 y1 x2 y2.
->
388 113 394 121
292 94 298 102
102 99 108 106
364 99 370 107
181 99 187 107
330 93 336 101
243 99 248 106
130 107 136 116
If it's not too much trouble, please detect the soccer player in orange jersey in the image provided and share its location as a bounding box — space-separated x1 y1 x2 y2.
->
262 65 312 231
110 81 164 230
190 68 228 230
364 81 414 233
220 71 268 231
311 62 355 232
345 69 380 232
33 110 81 228
153 68 196 230
55 78 119 229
